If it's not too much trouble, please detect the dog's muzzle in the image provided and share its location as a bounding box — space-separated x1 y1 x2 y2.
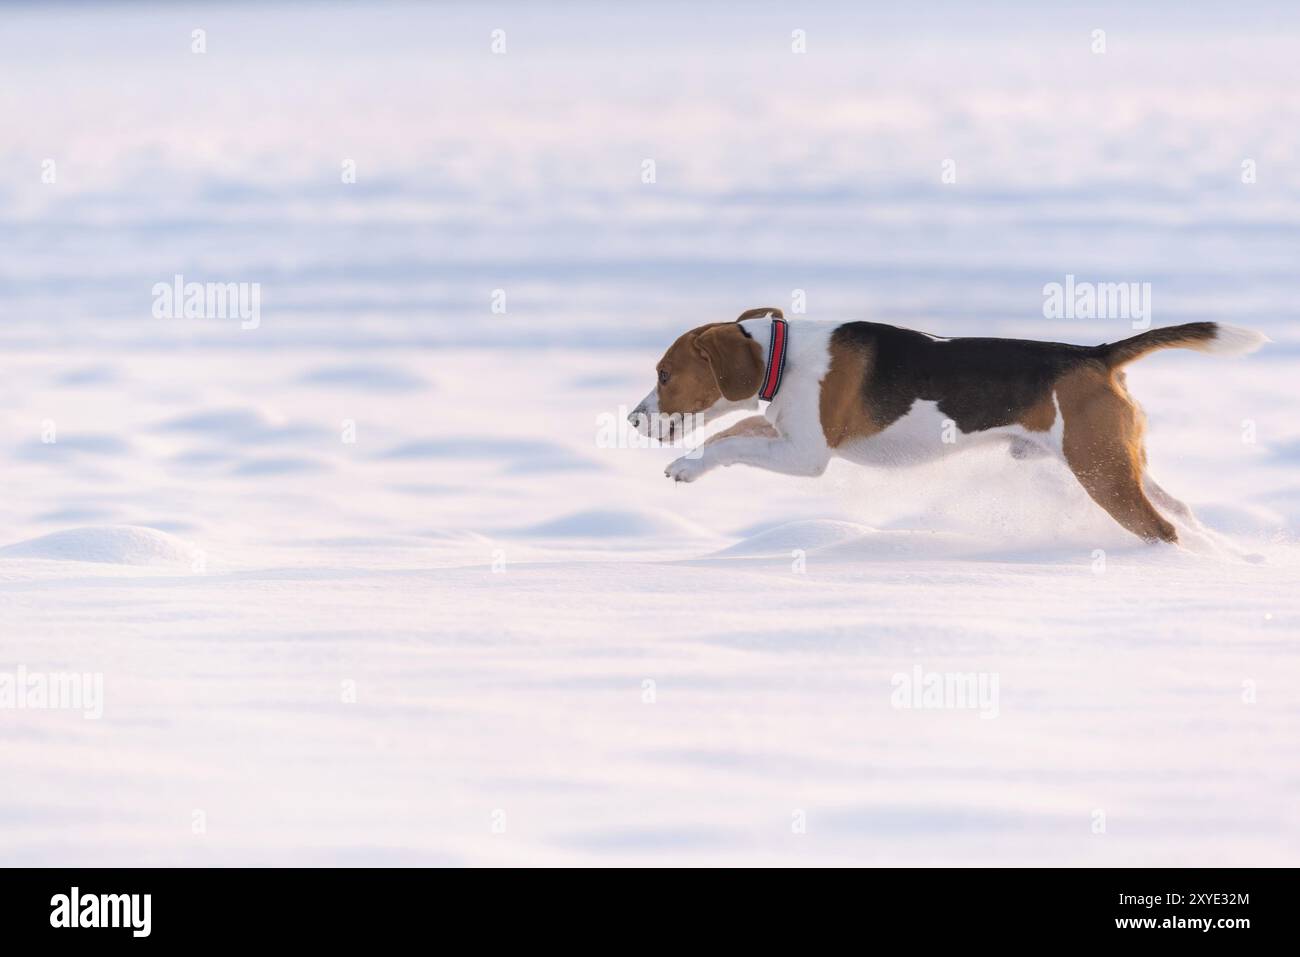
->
629 389 658 436
628 406 649 434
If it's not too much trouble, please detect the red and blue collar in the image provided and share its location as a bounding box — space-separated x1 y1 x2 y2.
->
759 316 788 401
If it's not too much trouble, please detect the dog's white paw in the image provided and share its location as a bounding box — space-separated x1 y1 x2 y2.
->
664 455 706 483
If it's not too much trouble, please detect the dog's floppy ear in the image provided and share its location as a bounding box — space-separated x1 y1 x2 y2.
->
694 324 763 401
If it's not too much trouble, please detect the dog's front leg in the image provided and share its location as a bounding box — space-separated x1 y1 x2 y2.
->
665 435 829 483
703 415 779 445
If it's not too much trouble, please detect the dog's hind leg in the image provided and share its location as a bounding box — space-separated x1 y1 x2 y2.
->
1058 369 1179 544
1070 457 1178 543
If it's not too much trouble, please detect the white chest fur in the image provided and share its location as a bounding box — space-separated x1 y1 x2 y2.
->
740 318 834 456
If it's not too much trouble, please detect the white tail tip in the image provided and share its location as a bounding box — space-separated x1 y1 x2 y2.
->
1203 324 1270 357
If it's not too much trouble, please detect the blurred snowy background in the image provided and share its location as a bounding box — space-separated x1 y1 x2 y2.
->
1 1 1297 866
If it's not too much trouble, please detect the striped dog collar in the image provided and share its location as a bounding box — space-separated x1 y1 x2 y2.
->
759 317 788 401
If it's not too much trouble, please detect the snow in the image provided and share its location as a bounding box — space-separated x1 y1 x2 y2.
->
0 526 199 568
1 1 1298 866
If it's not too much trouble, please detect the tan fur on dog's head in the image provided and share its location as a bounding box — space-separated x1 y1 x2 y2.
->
629 314 768 439
658 323 763 410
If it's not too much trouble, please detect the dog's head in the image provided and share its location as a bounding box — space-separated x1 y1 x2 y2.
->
629 309 779 440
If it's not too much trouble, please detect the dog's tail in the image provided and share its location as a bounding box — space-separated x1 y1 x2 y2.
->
1098 322 1269 368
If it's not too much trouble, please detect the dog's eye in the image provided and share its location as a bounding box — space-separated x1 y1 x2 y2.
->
658 369 670 385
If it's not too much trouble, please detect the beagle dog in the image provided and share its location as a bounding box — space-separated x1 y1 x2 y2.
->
630 307 1267 543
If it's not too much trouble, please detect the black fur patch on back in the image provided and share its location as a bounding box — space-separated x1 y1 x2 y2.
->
832 322 1102 433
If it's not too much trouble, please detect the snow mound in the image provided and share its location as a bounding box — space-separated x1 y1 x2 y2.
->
0 526 200 568
713 520 875 557
817 528 1000 562
516 508 709 539
707 521 999 562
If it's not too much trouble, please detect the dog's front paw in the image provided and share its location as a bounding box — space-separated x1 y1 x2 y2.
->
665 455 707 483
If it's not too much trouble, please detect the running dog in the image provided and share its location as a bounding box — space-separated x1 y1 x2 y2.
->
629 307 1267 543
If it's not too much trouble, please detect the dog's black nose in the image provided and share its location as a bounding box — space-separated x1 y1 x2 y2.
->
628 411 643 426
